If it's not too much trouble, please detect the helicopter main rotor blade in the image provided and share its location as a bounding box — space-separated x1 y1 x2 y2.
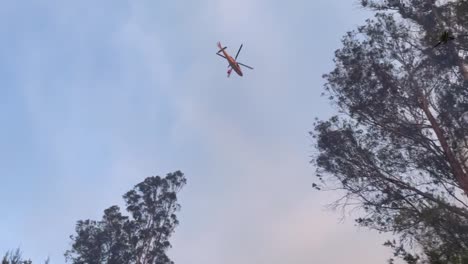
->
235 44 243 60
216 53 227 59
237 62 253 70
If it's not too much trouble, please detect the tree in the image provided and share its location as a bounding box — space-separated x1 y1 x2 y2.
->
311 0 468 262
2 249 32 264
65 171 186 264
1 248 49 264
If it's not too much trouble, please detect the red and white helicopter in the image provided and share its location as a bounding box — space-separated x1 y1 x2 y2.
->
216 41 254 77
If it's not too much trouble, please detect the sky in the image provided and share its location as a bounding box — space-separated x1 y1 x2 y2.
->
0 0 398 263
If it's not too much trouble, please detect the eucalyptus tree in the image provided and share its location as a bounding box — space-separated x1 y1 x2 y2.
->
65 171 186 264
311 0 468 262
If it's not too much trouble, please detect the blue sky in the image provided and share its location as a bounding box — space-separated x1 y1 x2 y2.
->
1 0 397 263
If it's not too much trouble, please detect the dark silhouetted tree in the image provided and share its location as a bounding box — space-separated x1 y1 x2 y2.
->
65 171 186 264
311 0 468 262
1 248 48 264
2 249 31 264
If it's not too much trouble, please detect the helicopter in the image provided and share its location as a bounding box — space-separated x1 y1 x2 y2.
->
433 30 468 48
434 30 456 48
216 41 253 77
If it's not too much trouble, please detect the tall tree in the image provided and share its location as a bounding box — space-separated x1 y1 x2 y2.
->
65 171 186 264
311 0 468 262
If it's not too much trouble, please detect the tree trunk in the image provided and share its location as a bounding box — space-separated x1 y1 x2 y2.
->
418 92 468 196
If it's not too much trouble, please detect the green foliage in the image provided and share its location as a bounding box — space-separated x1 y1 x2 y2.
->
2 249 32 264
65 171 186 264
1 248 48 264
312 0 468 263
